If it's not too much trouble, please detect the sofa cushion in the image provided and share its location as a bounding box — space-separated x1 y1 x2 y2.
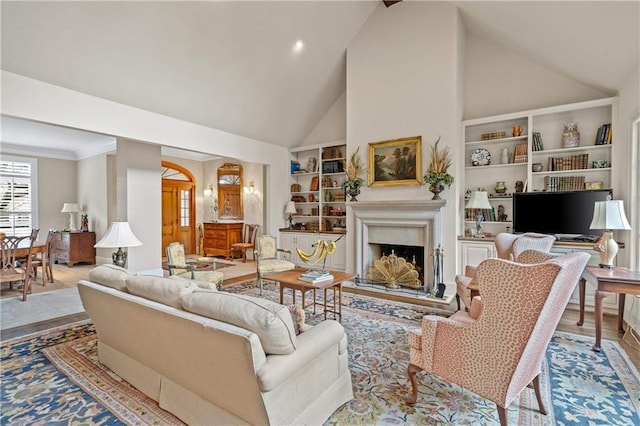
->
182 290 297 355
168 275 218 290
126 275 197 308
88 264 132 292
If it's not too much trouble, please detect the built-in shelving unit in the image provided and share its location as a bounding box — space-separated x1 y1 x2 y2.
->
461 97 617 238
288 141 347 233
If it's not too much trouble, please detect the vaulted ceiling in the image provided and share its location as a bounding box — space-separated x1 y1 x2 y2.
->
1 1 638 157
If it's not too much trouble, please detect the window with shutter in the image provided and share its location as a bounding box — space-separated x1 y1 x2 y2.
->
0 156 37 237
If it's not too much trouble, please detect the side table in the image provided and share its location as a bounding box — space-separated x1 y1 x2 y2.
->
577 265 640 352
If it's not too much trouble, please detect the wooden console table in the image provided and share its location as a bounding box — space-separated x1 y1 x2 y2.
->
577 266 640 352
202 222 243 258
54 231 96 267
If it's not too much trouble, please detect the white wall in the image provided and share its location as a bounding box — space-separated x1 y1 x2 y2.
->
115 139 162 272
346 2 462 279
302 92 346 146
77 154 108 236
463 34 610 120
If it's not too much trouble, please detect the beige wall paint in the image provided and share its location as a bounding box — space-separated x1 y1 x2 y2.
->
346 2 462 278
36 157 77 234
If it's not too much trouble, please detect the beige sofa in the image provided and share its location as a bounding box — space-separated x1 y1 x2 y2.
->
77 265 353 425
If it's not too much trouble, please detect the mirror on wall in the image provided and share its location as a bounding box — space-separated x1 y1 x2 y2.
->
217 163 243 220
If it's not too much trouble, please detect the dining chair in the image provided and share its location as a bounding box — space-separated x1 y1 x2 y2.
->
229 224 260 262
1 234 37 301
31 229 56 285
165 242 224 290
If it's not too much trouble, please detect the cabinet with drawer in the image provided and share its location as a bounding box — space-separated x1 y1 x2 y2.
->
54 231 96 267
203 222 243 258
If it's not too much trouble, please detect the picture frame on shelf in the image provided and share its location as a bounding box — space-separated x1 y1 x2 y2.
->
368 136 422 187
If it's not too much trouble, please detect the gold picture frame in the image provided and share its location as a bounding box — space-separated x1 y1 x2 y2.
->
368 136 422 187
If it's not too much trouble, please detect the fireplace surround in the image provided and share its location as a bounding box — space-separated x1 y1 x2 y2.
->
349 200 446 296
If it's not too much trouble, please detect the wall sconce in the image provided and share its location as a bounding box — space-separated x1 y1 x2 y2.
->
204 184 214 198
244 181 257 197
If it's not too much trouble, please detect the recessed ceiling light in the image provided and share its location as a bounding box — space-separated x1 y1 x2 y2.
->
293 40 304 52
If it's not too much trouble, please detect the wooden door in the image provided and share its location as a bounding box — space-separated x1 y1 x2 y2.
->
162 186 179 253
161 162 196 256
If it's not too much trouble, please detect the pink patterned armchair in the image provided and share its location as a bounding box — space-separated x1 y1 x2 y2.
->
455 232 555 310
406 252 589 425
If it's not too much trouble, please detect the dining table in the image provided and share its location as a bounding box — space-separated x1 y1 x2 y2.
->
1 237 46 257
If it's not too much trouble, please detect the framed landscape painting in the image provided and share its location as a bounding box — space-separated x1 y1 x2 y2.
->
368 136 422 187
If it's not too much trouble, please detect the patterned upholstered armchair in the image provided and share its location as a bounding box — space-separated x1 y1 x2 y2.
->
255 234 295 294
165 242 224 290
455 232 555 310
406 252 589 425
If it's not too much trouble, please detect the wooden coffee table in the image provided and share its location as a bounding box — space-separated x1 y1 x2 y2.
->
266 268 356 322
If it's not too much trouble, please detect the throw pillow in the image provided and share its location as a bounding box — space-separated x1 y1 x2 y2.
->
287 304 310 334
88 264 132 292
182 290 297 355
126 275 197 308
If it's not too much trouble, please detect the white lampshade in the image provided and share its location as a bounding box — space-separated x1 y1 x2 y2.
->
61 203 80 213
589 200 631 269
61 202 81 231
465 191 492 209
284 201 297 215
95 222 143 248
589 200 631 231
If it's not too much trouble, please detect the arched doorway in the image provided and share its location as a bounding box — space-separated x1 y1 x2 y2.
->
161 161 196 255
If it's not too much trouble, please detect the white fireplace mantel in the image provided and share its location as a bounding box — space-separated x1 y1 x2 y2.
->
348 199 447 293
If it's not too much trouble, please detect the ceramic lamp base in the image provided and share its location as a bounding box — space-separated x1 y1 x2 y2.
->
597 230 618 269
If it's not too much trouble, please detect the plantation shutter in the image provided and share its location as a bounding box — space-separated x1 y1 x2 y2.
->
0 159 34 237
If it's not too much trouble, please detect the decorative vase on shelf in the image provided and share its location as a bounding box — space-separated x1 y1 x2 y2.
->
562 123 580 148
495 181 507 194
429 182 445 200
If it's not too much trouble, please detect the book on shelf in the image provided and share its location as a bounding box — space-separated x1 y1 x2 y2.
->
595 123 612 145
532 132 544 151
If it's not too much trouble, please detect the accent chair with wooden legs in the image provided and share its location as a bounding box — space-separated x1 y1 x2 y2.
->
255 234 294 294
165 242 224 290
455 232 555 310
406 252 590 425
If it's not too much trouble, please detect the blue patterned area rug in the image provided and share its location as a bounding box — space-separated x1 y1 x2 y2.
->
1 280 639 425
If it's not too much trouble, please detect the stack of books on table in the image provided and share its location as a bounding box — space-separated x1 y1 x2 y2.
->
298 270 334 284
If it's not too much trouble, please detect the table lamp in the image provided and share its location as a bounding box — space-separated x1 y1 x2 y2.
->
589 200 631 268
284 201 297 229
465 191 492 238
61 203 80 231
94 222 143 267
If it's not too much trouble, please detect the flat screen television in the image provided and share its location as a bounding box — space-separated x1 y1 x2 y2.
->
512 189 612 239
